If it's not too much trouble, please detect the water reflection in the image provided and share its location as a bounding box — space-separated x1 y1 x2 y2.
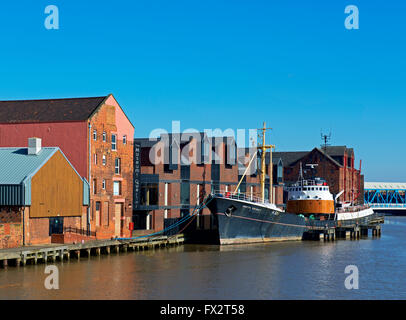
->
1 216 406 299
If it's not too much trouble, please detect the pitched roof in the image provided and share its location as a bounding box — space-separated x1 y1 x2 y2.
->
0 147 58 184
314 148 343 167
0 96 108 123
272 151 309 166
322 146 353 157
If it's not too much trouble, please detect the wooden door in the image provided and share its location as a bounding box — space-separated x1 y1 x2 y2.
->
114 203 122 237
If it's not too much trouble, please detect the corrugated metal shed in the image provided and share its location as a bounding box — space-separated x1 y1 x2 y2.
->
0 147 56 184
0 184 24 206
0 148 57 206
0 147 88 207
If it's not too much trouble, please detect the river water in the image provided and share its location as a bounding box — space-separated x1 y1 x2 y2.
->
1 215 406 300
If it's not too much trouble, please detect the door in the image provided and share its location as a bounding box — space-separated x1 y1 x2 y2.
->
49 217 64 235
114 203 122 237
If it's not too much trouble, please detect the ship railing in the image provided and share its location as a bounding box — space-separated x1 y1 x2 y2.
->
336 204 371 213
369 203 406 208
211 190 269 205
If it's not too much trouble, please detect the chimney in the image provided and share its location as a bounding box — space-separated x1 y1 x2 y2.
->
28 137 42 155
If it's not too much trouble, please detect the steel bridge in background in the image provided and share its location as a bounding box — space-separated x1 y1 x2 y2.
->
364 182 406 211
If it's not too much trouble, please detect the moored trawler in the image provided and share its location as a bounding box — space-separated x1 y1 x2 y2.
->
285 164 374 221
206 122 308 245
206 190 307 245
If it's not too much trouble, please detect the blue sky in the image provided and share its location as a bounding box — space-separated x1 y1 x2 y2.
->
0 0 405 181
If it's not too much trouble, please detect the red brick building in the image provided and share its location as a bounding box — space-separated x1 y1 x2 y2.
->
0 94 134 239
274 146 363 205
133 133 284 234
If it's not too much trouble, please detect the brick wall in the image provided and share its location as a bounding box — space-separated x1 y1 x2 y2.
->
26 214 82 245
89 102 134 239
0 208 22 249
282 148 363 203
136 138 269 233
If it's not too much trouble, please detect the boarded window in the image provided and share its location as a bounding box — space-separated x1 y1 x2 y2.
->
103 202 109 226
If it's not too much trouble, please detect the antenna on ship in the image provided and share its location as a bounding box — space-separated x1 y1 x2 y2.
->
258 122 275 204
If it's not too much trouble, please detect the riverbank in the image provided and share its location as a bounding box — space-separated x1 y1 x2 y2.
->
0 234 184 267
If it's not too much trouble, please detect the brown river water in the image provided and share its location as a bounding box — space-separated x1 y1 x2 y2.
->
1 215 406 300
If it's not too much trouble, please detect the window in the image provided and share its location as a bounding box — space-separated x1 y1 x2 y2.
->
93 179 97 194
102 155 106 166
103 131 106 142
113 181 121 196
93 129 97 141
102 179 106 190
94 154 97 165
140 183 158 205
112 134 117 151
115 158 121 174
123 135 127 145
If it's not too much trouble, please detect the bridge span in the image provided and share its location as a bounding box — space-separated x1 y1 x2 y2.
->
364 182 406 212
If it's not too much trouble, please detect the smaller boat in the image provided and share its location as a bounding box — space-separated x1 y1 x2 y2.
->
285 163 374 222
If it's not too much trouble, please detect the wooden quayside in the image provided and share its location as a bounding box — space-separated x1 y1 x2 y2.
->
303 212 385 241
0 234 184 268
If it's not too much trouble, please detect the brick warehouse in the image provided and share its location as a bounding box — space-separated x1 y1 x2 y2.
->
133 132 284 234
0 94 134 239
0 138 89 248
274 145 364 205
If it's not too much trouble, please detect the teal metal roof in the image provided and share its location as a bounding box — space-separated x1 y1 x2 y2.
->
0 147 89 207
0 147 58 184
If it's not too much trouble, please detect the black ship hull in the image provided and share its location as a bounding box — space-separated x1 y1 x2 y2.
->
206 195 308 245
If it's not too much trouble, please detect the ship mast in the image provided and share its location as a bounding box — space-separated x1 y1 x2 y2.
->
259 122 275 203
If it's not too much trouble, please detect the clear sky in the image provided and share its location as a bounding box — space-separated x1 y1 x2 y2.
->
0 0 405 181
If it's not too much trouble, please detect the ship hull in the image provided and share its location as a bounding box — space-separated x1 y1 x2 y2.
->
206 195 307 245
